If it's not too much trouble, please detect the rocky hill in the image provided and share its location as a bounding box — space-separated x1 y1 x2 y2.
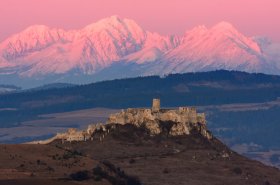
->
29 99 211 144
1 100 280 185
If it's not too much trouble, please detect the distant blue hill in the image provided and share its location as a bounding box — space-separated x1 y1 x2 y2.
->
27 83 76 91
1 70 280 125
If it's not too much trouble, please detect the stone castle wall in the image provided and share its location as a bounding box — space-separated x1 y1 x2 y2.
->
29 99 211 144
106 99 208 137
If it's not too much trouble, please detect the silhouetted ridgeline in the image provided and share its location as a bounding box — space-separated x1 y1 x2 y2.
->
1 70 280 126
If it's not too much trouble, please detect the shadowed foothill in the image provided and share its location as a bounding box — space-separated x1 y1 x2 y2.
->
0 99 280 185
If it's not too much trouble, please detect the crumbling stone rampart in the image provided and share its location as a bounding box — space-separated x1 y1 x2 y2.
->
107 99 210 138
29 99 211 144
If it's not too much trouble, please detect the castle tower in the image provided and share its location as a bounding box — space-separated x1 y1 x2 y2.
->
189 107 197 123
152 98 160 113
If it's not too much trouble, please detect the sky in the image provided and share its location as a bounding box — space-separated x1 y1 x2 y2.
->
0 0 279 42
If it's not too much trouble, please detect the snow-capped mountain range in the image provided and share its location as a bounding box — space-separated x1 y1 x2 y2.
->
0 15 279 88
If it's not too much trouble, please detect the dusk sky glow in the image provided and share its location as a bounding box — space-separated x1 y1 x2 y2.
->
0 0 279 41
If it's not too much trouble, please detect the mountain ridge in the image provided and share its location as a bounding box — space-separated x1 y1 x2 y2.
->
0 16 279 87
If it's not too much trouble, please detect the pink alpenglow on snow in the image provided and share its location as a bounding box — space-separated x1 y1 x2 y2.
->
0 0 280 87
0 16 279 79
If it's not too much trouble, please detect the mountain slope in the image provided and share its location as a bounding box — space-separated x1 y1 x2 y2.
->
156 22 264 74
1 121 280 185
0 16 178 77
0 16 280 87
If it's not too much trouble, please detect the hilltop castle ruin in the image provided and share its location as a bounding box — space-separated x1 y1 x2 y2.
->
29 99 212 144
106 99 209 137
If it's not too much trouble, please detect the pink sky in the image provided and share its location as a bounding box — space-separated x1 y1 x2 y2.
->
0 0 279 41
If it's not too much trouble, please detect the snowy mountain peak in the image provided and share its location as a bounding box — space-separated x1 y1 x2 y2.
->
83 15 136 32
108 15 123 23
3 24 62 42
184 22 237 38
212 21 236 31
0 24 66 61
0 17 279 87
84 16 121 30
184 25 208 36
209 21 261 54
210 22 243 39
189 25 208 31
23 25 51 33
